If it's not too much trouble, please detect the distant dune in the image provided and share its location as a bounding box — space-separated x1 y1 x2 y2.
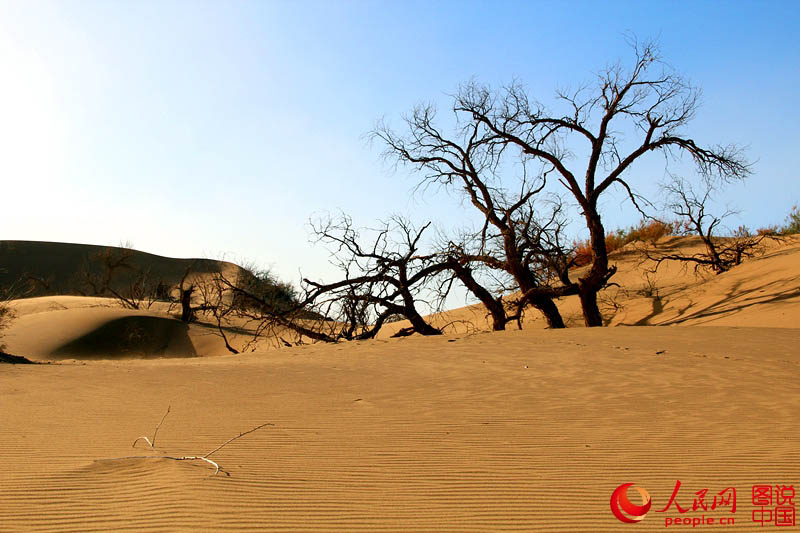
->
0 240 235 298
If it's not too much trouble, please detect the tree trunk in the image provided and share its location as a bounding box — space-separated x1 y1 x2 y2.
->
407 312 442 335
530 294 566 329
398 266 441 336
700 236 726 273
579 286 603 328
451 263 507 331
503 230 567 329
402 297 442 336
180 286 195 323
580 206 610 327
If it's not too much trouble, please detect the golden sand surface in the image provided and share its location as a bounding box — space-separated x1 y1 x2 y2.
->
1 237 799 531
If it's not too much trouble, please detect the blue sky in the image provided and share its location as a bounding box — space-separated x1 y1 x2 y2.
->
1 0 798 291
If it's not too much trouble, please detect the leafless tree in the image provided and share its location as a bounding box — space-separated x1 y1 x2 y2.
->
301 214 450 338
436 37 750 326
644 176 775 274
374 99 578 328
173 264 226 323
188 274 244 354
81 246 164 310
190 264 298 353
440 197 578 329
215 215 452 343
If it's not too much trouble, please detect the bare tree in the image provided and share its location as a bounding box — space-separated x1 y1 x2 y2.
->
176 268 242 353
374 101 578 328
440 197 578 329
81 246 164 310
441 249 509 331
644 176 774 273
215 215 452 343
444 37 750 326
174 264 222 323
196 264 298 352
301 214 450 338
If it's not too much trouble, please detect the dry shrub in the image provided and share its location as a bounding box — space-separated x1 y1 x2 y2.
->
572 219 681 267
781 205 800 235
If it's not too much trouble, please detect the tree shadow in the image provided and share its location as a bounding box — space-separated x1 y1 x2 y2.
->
621 274 800 326
662 278 800 325
632 295 664 326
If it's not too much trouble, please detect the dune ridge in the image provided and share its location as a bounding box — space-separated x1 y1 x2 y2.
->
0 240 237 299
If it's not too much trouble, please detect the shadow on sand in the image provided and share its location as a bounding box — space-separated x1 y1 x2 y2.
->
51 315 197 359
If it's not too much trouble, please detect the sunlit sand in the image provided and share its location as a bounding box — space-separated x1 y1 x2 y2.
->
2 237 799 531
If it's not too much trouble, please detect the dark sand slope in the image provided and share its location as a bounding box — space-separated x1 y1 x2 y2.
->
1 326 798 531
3 302 206 360
0 240 236 298
51 315 196 359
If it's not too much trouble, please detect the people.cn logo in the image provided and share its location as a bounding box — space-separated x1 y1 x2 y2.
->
610 483 652 523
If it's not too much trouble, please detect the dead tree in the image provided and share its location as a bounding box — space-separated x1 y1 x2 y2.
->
443 253 508 331
374 104 578 328
166 260 295 352
438 197 578 330
645 176 775 274
190 274 241 354
199 264 298 352
217 216 451 343
176 266 210 323
81 246 163 310
301 214 450 339
442 37 750 326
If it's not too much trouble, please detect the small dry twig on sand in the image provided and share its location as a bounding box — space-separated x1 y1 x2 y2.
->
132 405 171 450
101 407 273 476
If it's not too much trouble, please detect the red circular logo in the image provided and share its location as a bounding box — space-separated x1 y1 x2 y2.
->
610 483 652 523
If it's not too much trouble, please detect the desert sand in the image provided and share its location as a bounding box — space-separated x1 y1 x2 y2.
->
1 237 799 531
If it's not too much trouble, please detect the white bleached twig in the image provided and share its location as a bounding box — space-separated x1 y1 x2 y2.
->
203 422 274 458
132 405 171 450
100 407 273 476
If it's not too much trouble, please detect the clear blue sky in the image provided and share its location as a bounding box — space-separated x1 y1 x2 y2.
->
2 0 798 290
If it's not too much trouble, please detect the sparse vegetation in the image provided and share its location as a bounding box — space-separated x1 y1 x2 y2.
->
213 216 454 343
780 205 800 235
0 271 29 352
1 39 789 342
572 219 682 267
80 245 168 310
0 301 13 352
642 176 777 274
247 38 765 336
190 263 301 353
374 37 750 328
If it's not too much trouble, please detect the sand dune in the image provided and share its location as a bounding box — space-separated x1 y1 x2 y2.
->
4 298 285 360
1 237 799 531
386 234 800 335
0 240 237 299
